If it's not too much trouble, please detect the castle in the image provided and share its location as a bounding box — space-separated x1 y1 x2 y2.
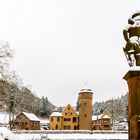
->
49 85 111 130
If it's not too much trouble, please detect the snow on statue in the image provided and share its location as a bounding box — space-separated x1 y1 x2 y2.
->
123 11 140 66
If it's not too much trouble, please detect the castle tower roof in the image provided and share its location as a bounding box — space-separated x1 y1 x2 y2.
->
80 83 93 93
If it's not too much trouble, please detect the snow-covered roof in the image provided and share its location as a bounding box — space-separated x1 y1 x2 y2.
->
92 116 97 120
22 112 40 121
129 66 140 71
92 115 102 120
103 115 110 119
80 84 93 93
92 114 110 120
76 111 79 115
50 111 62 117
98 115 102 119
53 108 59 112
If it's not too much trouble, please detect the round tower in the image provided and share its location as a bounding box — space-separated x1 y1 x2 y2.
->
78 84 93 130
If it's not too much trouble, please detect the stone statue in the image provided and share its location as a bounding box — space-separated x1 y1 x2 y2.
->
123 11 140 66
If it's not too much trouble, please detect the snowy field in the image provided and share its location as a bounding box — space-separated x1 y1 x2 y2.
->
0 127 128 140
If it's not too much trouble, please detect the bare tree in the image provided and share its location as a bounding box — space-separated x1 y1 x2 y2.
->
0 42 13 79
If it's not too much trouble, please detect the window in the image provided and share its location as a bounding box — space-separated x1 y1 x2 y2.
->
57 117 60 122
67 125 71 130
64 126 67 130
104 125 110 127
103 119 109 124
51 117 53 122
64 125 71 130
73 117 76 122
64 118 71 121
32 121 34 126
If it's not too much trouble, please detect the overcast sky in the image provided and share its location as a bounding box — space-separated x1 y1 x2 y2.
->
0 0 139 106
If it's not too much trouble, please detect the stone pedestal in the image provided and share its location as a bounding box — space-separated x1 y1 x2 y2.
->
123 69 140 140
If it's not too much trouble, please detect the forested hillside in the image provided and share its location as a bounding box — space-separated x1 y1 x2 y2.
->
0 80 54 117
0 42 54 118
93 93 128 122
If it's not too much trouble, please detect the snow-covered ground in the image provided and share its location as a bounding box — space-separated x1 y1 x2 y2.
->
47 133 128 140
0 112 10 125
0 127 16 140
112 122 128 131
14 130 128 140
0 127 128 140
13 132 129 140
15 133 128 140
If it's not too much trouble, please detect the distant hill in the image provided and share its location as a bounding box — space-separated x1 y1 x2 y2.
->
0 80 54 118
93 93 128 122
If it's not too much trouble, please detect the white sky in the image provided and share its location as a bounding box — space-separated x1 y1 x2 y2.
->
0 0 139 106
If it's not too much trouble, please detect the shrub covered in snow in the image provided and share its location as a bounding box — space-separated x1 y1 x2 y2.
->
0 127 16 140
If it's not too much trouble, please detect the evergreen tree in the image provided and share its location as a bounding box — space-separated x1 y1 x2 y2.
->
39 96 53 117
